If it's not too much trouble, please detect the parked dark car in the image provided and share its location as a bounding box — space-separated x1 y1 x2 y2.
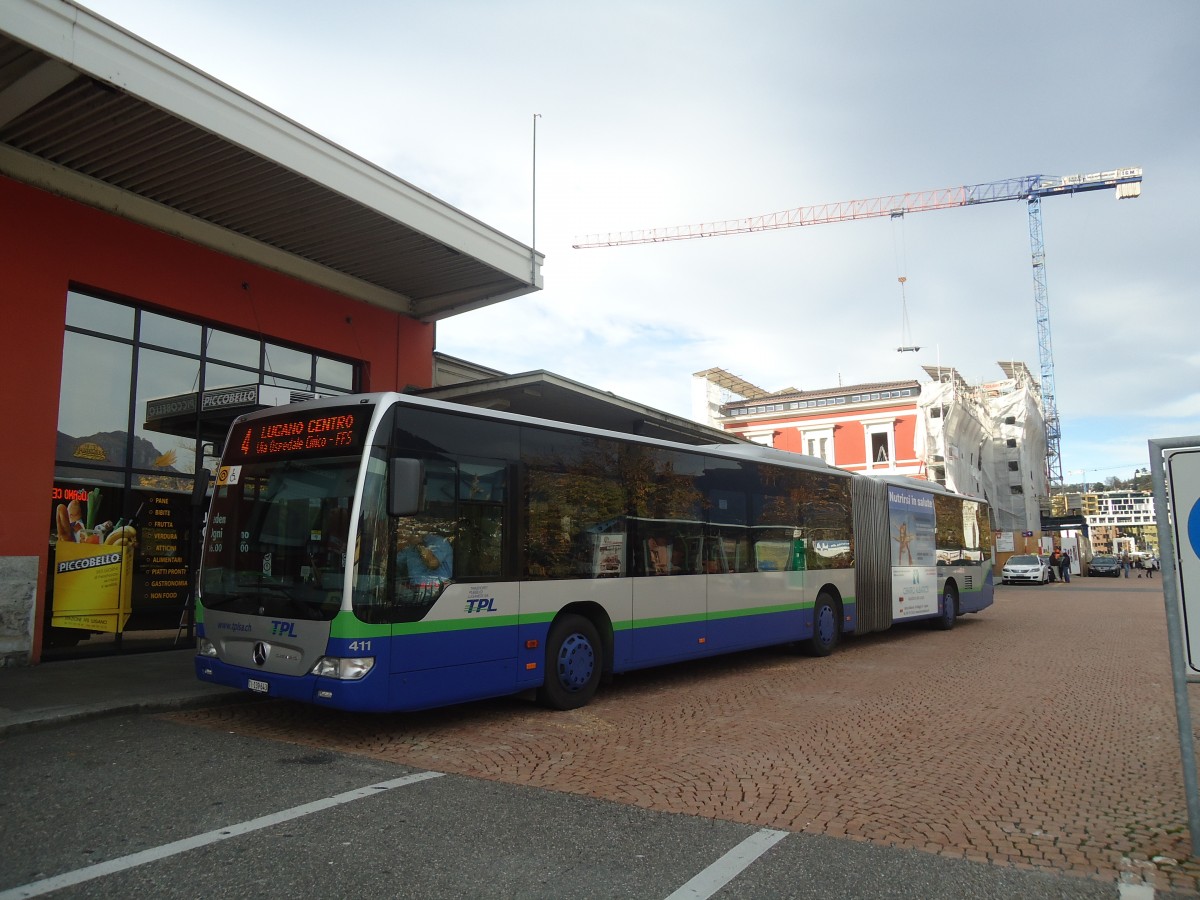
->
1088 555 1121 577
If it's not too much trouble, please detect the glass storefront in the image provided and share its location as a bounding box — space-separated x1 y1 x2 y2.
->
45 290 360 658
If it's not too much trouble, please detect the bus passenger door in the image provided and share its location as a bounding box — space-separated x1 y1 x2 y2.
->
389 459 517 679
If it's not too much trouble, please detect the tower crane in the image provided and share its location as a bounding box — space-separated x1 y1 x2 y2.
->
573 167 1143 491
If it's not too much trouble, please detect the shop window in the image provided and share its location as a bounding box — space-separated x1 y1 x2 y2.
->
58 330 133 469
141 311 201 354
134 348 200 489
264 342 314 382
49 289 363 658
317 357 355 391
205 328 260 368
65 291 134 338
203 362 259 392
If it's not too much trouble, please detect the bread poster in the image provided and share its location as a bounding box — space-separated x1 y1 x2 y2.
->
51 491 135 633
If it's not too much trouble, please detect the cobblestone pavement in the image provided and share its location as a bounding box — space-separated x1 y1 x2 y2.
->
170 579 1200 895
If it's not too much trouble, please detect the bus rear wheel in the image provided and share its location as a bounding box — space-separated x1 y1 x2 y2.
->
799 591 840 657
537 613 602 710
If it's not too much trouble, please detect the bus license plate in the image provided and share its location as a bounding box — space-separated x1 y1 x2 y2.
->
248 678 269 693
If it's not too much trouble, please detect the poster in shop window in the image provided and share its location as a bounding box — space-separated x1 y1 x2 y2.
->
887 485 938 619
51 486 135 633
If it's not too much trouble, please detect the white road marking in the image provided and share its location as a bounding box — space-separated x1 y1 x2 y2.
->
1118 883 1156 899
0 770 443 899
665 828 789 899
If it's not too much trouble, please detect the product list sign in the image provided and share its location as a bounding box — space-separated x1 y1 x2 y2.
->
135 492 191 611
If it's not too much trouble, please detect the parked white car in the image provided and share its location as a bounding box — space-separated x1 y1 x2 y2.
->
1001 554 1051 585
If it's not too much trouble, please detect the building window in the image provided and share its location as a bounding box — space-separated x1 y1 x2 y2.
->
1006 438 1017 448
803 426 835 464
872 433 890 463
1010 485 1024 494
1008 461 1019 471
864 421 895 470
1004 416 1016 425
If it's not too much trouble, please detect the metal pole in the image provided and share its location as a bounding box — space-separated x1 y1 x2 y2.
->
1149 437 1200 856
531 113 541 287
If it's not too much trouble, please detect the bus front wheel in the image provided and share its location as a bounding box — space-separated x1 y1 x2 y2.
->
934 583 958 631
799 592 840 657
537 613 602 710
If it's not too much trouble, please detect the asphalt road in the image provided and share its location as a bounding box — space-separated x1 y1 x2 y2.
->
0 715 1137 900
1 579 1195 899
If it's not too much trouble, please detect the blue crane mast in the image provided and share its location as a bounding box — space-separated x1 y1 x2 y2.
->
574 167 1144 492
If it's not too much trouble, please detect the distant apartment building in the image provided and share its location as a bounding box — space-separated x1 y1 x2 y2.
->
1083 491 1158 555
693 361 1049 534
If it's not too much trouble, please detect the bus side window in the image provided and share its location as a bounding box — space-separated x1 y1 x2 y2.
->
645 536 677 575
702 535 728 574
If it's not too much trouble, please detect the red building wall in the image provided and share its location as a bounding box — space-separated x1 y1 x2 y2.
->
1 176 435 653
728 402 920 473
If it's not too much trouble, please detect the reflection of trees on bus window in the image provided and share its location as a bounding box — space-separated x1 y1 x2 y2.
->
935 493 965 565
626 447 705 577
932 493 991 565
380 412 857 587
524 430 625 580
753 465 853 571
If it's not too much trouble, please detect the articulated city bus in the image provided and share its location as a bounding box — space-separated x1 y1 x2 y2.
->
194 392 993 712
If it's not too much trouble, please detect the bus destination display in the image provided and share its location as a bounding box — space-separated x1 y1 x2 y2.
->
225 406 369 462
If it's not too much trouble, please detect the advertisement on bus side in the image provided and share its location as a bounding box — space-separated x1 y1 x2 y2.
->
888 485 938 619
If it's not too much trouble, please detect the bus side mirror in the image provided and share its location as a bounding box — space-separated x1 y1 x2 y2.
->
388 458 424 516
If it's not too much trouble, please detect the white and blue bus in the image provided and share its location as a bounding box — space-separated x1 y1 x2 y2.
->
195 392 993 712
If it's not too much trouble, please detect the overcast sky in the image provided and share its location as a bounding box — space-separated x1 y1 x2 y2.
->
81 0 1197 485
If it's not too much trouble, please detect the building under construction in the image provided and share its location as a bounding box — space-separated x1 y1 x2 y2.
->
694 362 1048 534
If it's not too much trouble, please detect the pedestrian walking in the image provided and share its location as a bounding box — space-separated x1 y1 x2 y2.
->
1147 556 1156 579
1050 548 1061 583
1059 549 1071 583
1121 551 1132 578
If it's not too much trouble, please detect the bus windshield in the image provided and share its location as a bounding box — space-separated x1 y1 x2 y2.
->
200 456 360 621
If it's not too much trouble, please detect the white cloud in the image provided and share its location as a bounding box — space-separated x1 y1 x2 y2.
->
81 0 1200 477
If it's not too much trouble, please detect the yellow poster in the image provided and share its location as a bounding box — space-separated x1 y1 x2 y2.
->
52 539 135 633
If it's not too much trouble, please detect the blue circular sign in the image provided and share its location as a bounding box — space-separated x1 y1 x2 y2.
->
1189 498 1200 558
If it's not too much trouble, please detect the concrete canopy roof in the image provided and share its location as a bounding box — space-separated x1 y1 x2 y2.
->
420 368 747 446
0 0 541 321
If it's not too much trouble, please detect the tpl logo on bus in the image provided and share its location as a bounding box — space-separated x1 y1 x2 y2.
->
270 620 297 637
464 597 498 615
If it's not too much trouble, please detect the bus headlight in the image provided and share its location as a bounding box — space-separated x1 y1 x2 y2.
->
311 656 375 680
197 638 218 658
